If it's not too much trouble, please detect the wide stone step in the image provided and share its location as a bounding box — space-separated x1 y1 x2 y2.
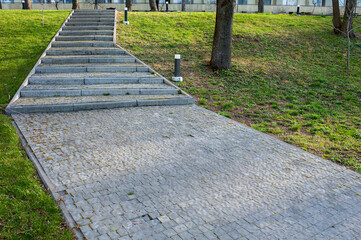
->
41 55 135 64
55 36 113 41
52 41 114 48
7 95 193 114
70 16 114 19
68 18 114 23
29 75 164 85
46 47 125 56
59 31 113 36
35 63 149 73
65 22 114 26
20 84 178 98
74 10 115 13
62 26 113 30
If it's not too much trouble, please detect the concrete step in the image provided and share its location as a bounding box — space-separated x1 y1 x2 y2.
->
74 10 115 13
51 41 114 48
59 31 113 36
62 26 113 30
7 95 194 114
20 84 178 98
46 47 125 56
35 63 149 73
55 36 113 41
70 16 114 19
65 22 114 26
41 55 135 64
28 75 164 85
68 18 114 23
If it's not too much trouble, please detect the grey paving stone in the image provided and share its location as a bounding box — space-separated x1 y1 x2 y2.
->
12 105 361 239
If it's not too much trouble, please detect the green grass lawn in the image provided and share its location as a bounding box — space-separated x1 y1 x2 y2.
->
0 10 74 239
117 12 361 173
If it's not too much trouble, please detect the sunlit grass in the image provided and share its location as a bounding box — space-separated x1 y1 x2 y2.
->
118 12 361 173
0 10 74 239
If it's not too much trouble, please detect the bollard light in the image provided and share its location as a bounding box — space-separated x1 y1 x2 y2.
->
172 54 183 82
296 5 300 16
123 7 130 25
166 1 169 12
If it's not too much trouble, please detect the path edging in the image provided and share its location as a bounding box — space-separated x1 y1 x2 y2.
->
11 120 84 239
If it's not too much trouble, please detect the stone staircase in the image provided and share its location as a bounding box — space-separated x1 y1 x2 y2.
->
6 9 194 114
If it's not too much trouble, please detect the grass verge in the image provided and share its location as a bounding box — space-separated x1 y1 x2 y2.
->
117 12 361 173
0 10 74 239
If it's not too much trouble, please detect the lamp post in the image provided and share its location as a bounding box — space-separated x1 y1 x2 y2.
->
172 54 183 82
123 7 129 24
296 5 300 16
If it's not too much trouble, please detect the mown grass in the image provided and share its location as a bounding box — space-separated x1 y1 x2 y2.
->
117 12 361 173
0 10 74 239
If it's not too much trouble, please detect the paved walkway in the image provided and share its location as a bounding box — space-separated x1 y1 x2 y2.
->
13 105 361 240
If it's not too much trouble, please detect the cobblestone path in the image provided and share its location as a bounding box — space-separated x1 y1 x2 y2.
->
13 105 361 240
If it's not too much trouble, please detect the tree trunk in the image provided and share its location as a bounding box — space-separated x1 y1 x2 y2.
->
182 0 185 11
126 0 132 11
156 0 159 11
72 0 79 10
258 0 264 13
341 0 356 38
322 0 326 6
210 0 236 70
149 0 158 11
331 0 342 34
25 0 32 9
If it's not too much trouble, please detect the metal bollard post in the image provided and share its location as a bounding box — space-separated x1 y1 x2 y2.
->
166 1 169 12
172 54 183 82
296 5 300 16
123 7 129 25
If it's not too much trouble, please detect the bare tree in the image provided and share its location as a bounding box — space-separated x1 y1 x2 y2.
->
210 0 236 70
25 0 32 9
258 0 264 13
182 0 185 11
332 0 356 38
72 0 79 9
126 0 132 11
149 0 158 11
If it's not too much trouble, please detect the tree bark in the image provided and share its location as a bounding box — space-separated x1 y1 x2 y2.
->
210 0 236 70
156 0 159 11
72 0 79 10
126 0 132 11
322 0 326 6
149 0 158 11
331 0 342 34
25 0 32 9
258 0 264 13
341 0 356 38
332 0 356 38
182 0 185 11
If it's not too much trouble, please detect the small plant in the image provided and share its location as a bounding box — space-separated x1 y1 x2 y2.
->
217 111 232 118
221 102 234 111
198 98 207 105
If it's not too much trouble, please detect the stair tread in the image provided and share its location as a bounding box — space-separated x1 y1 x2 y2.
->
42 55 133 59
12 95 189 106
23 84 175 90
37 63 143 67
30 72 155 78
